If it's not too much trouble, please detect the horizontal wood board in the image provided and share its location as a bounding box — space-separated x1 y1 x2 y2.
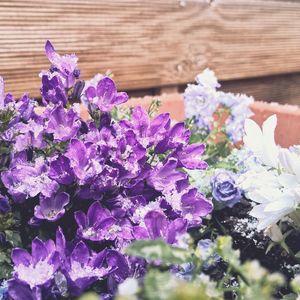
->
1 0 300 99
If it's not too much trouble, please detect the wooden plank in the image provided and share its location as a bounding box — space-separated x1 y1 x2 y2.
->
1 0 300 97
221 73 300 106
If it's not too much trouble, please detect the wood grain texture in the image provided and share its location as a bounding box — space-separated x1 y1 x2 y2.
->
1 0 300 97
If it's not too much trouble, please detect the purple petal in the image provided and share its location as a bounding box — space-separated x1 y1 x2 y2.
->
11 248 31 266
71 241 89 265
144 210 168 239
166 218 187 244
31 238 48 264
112 92 128 105
74 211 87 229
96 77 117 102
55 227 66 258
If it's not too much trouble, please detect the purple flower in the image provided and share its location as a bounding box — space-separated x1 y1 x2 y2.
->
155 122 191 153
45 105 80 142
15 94 36 122
180 188 213 226
147 158 187 191
10 238 60 290
161 180 213 226
13 120 45 152
172 143 208 170
1 157 59 203
63 241 113 296
65 139 98 182
33 192 70 222
85 77 128 112
211 169 242 207
48 155 75 185
0 195 10 214
122 106 170 148
45 40 79 88
41 74 68 106
75 202 133 245
133 211 187 245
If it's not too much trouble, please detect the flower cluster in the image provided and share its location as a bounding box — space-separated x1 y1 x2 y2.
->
238 115 300 230
0 41 212 298
184 68 254 143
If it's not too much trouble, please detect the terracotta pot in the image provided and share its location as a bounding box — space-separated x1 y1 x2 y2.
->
126 93 300 147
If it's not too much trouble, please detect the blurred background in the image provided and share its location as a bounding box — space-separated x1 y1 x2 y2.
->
1 0 300 104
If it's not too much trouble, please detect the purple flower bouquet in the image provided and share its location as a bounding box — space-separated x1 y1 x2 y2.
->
0 41 213 299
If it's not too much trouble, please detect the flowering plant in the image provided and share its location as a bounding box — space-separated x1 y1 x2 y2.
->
0 41 212 299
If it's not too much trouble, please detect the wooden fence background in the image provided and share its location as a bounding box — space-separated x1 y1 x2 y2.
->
1 0 300 104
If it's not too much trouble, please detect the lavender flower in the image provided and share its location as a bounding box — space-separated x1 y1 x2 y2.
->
85 77 128 112
9 238 60 290
45 104 81 142
120 106 170 148
75 201 133 245
133 210 187 245
184 69 219 130
45 40 79 88
171 143 208 170
33 192 70 222
147 158 187 191
1 156 59 203
41 74 68 106
63 241 112 296
211 169 242 207
48 155 75 185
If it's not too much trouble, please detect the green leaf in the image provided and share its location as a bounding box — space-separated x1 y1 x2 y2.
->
125 239 191 265
5 230 22 248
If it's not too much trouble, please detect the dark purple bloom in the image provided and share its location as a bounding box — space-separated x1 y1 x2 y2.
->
65 139 101 184
48 155 75 185
45 105 80 142
172 143 208 170
45 40 79 88
133 211 187 245
155 122 191 153
211 169 242 207
75 202 133 244
147 158 187 191
41 74 68 106
1 157 59 202
63 241 112 296
0 194 10 214
10 238 60 289
85 77 128 112
15 94 36 122
121 106 170 148
34 192 70 222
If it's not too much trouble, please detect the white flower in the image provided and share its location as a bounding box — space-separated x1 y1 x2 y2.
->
278 148 300 183
238 166 300 230
243 114 279 168
195 68 220 89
